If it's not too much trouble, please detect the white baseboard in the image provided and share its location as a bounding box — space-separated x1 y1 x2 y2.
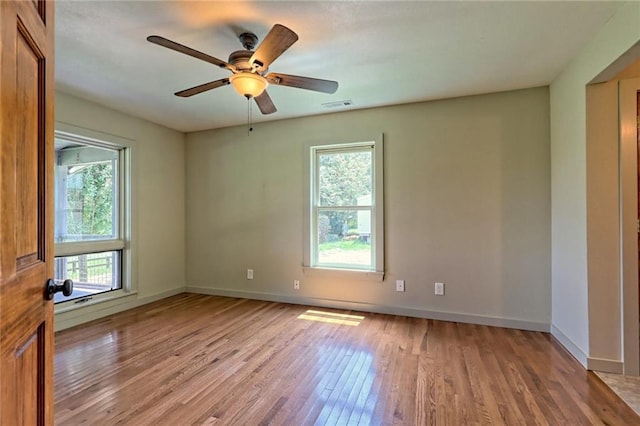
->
54 287 184 332
185 286 550 332
551 324 588 368
587 357 624 374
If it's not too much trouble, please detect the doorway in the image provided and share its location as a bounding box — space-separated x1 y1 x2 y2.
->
621 77 640 375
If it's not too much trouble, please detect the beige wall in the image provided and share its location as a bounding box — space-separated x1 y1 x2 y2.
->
54 92 186 330
185 87 551 330
550 1 640 368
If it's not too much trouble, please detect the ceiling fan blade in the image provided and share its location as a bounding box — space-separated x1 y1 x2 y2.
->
249 24 298 70
174 78 230 97
266 73 338 94
254 91 277 115
147 35 234 72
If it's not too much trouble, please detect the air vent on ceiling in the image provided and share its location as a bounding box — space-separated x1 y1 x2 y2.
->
322 100 353 109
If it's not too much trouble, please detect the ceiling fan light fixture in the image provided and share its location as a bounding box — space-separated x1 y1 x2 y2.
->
229 72 268 98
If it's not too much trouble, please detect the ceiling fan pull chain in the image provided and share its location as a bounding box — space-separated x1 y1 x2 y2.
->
247 95 254 135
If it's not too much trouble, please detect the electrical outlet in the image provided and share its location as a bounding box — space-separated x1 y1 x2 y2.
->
247 269 253 280
396 280 405 292
293 280 300 290
435 282 444 295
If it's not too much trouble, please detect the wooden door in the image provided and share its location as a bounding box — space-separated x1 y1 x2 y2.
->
0 0 55 424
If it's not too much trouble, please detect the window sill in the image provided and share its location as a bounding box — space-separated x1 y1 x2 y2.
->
303 266 384 282
53 290 137 314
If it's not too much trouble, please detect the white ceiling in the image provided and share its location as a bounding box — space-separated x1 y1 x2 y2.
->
55 1 624 133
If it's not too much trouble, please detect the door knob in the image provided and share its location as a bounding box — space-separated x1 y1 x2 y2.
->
45 279 73 300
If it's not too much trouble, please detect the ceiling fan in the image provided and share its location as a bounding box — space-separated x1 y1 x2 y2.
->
147 24 339 115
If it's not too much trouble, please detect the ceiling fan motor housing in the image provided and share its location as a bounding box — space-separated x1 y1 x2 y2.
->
228 50 254 72
229 50 266 74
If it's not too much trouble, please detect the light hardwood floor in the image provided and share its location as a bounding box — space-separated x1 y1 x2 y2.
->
54 294 638 425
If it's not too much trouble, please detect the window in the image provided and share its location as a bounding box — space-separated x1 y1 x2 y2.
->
53 132 129 304
305 136 384 278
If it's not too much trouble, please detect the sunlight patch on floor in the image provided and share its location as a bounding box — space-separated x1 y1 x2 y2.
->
297 309 365 326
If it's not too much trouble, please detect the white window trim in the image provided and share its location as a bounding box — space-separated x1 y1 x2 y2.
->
303 134 384 281
53 123 137 311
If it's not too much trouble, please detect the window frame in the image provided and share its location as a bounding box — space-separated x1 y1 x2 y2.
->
303 134 384 281
53 127 135 309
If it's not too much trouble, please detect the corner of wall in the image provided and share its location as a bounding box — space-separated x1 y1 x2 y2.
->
551 325 588 368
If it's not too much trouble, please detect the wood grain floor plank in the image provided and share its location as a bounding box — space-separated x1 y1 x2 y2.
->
290 329 356 424
54 294 639 425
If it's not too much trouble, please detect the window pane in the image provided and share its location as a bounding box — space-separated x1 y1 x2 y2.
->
55 141 118 243
318 150 372 207
53 251 122 304
317 209 371 267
